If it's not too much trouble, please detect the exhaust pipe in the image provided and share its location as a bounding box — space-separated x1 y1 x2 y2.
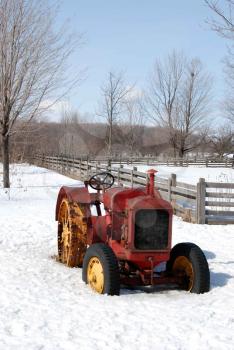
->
147 169 158 196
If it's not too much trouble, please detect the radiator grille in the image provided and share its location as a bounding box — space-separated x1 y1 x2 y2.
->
135 209 169 250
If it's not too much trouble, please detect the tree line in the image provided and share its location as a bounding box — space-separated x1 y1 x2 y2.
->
9 113 232 162
0 0 234 187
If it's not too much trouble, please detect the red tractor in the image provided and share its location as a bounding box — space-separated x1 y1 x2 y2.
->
56 170 210 295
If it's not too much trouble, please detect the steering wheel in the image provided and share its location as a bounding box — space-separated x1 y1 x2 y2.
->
88 172 115 190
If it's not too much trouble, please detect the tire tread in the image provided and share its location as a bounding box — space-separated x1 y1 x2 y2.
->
82 243 120 296
167 242 210 293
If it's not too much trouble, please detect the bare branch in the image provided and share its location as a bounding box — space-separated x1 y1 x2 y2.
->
0 0 83 187
144 51 213 157
97 71 134 155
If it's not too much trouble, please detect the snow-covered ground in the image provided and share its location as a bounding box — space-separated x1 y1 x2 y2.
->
0 164 234 350
118 164 234 184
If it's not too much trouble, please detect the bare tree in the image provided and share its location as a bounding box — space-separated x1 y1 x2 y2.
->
205 0 234 39
205 0 234 123
0 0 82 187
145 52 212 157
209 126 234 157
98 71 132 155
223 97 234 122
59 105 81 156
122 95 145 156
145 51 185 156
175 59 212 157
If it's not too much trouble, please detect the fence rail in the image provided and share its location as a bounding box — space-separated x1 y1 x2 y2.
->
31 155 234 225
33 154 234 168
113 158 234 168
44 155 234 168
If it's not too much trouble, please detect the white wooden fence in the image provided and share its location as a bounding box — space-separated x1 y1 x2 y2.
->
107 157 234 168
52 155 234 168
31 155 234 225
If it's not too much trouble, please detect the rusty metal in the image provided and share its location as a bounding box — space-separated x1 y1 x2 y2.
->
57 199 88 267
55 170 196 292
146 169 158 196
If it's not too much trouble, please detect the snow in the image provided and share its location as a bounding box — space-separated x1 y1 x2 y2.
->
0 164 234 350
117 164 234 184
225 154 234 159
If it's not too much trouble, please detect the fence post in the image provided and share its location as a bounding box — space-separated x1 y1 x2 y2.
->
171 173 176 187
107 159 111 171
63 156 65 173
130 169 133 187
79 158 82 171
118 165 123 185
170 173 177 208
168 177 172 202
72 156 75 174
86 158 90 177
60 155 64 175
42 154 45 167
196 178 206 224
131 166 137 188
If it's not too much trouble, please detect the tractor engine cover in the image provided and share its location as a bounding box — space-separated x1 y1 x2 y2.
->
103 187 146 241
103 187 173 254
103 187 146 212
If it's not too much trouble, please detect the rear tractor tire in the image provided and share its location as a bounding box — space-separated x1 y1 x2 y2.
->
82 243 120 296
57 199 88 267
167 243 210 294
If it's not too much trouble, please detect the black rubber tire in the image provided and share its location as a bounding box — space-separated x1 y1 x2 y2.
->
166 242 210 294
82 243 120 296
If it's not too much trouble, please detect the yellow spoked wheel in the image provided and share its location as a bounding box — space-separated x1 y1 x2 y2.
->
87 257 104 294
172 256 194 291
82 243 120 295
166 243 210 294
58 199 88 267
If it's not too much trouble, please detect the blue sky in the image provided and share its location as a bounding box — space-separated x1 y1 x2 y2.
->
54 0 227 119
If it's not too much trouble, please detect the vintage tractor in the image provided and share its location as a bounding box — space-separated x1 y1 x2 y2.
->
56 170 210 295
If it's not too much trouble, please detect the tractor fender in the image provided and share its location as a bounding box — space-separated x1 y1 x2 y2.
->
55 186 91 220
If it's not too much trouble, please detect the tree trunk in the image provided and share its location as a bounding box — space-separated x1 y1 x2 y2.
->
179 148 184 158
108 124 112 156
2 134 10 188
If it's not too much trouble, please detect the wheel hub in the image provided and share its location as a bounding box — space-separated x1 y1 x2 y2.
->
87 257 104 293
172 256 194 291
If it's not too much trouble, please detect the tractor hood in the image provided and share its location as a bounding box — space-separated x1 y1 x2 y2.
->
103 187 146 212
126 195 173 213
103 186 173 213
